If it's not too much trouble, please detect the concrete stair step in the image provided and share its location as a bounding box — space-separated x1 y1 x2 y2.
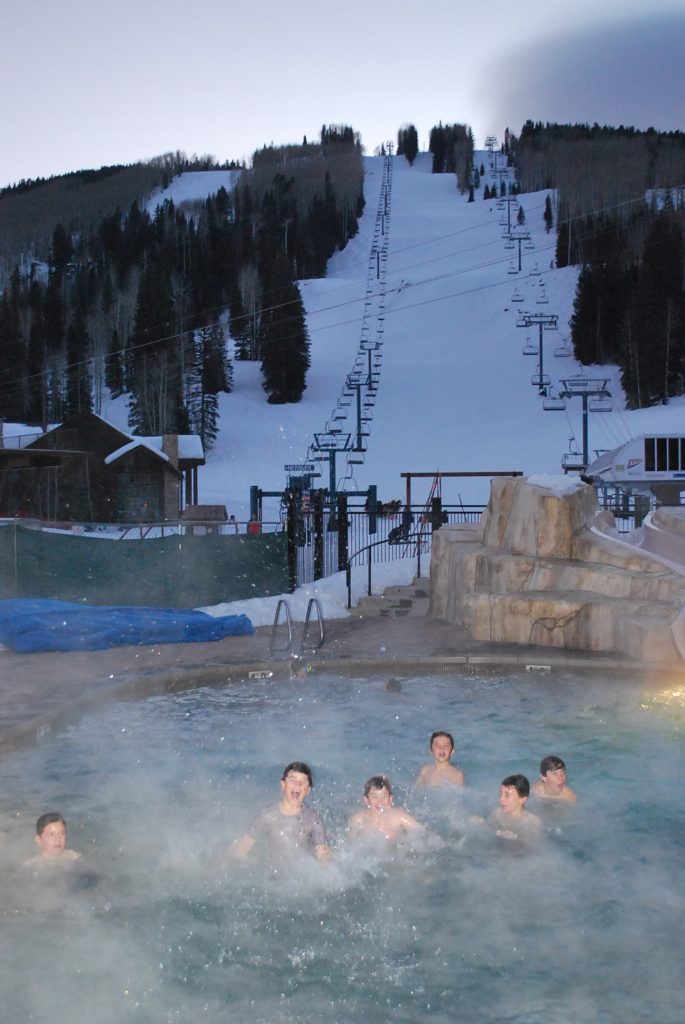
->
355 579 431 618
381 585 429 599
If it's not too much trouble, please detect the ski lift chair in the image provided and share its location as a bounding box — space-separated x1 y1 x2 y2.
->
522 336 537 356
542 388 566 411
561 438 584 473
589 396 613 412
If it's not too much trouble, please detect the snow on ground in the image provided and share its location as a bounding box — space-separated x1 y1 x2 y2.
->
199 557 422 626
131 152 685 526
11 156 685 622
145 169 241 214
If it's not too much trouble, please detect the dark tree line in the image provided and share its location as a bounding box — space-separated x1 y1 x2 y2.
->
428 123 474 192
511 121 685 409
0 127 364 440
397 125 419 166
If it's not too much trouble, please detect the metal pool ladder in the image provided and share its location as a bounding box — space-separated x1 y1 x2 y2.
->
268 598 325 657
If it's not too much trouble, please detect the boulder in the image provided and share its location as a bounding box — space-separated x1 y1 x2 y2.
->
430 477 685 663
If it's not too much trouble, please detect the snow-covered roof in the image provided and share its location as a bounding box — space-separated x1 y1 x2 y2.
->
104 438 170 466
145 435 205 461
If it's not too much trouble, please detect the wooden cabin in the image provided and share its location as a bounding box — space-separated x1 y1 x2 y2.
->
0 412 205 524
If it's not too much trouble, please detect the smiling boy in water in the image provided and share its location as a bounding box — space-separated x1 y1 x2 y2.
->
532 755 577 803
24 812 81 867
231 762 331 863
348 775 423 842
416 731 465 788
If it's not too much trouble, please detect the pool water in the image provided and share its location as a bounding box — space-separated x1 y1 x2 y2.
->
0 670 683 1024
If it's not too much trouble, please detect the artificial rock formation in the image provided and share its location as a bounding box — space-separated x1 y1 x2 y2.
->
430 477 685 663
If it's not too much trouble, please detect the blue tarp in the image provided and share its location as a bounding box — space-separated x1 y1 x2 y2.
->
0 599 254 653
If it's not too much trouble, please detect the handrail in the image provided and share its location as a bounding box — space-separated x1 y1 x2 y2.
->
268 598 293 655
300 597 325 654
345 531 427 610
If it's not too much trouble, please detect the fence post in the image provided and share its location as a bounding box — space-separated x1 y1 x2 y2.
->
337 493 348 571
312 490 324 580
285 490 298 591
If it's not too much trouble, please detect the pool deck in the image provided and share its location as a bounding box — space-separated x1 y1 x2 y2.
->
0 611 673 753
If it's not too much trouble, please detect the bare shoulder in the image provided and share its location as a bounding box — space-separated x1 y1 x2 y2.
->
445 764 465 786
397 807 422 830
348 810 367 832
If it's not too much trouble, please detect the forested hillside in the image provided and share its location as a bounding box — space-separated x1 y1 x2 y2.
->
0 126 364 445
511 122 685 408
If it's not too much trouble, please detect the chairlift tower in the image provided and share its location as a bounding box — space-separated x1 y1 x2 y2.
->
499 195 519 235
557 378 612 472
311 432 352 497
509 229 531 273
344 373 374 453
517 312 558 391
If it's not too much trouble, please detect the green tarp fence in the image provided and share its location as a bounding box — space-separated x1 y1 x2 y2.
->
0 523 290 607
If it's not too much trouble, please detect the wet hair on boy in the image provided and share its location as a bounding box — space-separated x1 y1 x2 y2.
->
36 811 66 835
501 774 530 799
363 774 392 797
533 754 577 802
282 761 314 787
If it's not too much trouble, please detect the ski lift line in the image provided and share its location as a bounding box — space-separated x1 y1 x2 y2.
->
16 190 673 401
59 183 667 384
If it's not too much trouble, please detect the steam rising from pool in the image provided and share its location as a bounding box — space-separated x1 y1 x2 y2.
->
0 672 683 1023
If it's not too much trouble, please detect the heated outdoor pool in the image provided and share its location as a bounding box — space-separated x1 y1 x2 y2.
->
0 669 683 1023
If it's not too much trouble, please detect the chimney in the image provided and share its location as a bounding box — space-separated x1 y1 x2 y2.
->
161 431 179 470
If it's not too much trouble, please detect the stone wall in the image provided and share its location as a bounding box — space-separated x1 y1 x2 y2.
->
430 477 685 663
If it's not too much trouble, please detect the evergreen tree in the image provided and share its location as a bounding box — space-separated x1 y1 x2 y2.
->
49 223 73 275
127 259 180 433
397 124 419 165
544 194 554 233
186 324 232 448
106 328 125 397
259 256 310 403
0 289 25 421
517 206 526 226
64 309 93 417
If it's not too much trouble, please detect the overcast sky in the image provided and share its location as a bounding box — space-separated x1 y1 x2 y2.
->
2 0 684 187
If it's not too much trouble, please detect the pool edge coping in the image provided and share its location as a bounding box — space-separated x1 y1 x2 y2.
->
2 651 682 757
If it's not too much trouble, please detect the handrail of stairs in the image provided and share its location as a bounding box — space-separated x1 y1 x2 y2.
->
268 598 293 655
300 597 325 655
345 531 426 610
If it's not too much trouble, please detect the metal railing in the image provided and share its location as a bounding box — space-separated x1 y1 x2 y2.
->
269 598 293 656
300 598 325 655
345 531 431 609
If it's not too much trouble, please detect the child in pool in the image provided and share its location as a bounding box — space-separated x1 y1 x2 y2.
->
24 812 81 867
491 775 541 840
348 775 423 841
416 731 465 788
532 755 577 802
231 762 331 863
